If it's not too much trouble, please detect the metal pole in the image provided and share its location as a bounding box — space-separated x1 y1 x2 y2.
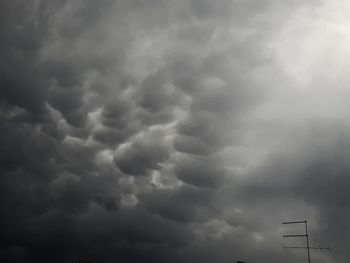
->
304 220 311 263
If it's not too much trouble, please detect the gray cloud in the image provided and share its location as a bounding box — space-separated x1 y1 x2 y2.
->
2 0 347 263
114 139 170 176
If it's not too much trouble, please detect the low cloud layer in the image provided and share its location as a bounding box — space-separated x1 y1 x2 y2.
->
1 0 349 262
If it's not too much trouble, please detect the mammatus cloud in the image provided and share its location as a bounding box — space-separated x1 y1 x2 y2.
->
1 0 349 262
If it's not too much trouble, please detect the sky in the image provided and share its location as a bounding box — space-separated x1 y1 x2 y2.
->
1 0 350 262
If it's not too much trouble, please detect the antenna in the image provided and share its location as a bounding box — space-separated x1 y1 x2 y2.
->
282 220 330 263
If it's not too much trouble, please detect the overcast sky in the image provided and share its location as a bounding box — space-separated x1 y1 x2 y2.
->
1 0 350 262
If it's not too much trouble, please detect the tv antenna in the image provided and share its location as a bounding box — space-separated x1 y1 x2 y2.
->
282 220 330 263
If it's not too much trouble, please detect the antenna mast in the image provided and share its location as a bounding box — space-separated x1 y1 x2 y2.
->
282 220 330 263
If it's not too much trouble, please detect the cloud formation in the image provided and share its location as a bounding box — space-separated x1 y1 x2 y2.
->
1 0 350 262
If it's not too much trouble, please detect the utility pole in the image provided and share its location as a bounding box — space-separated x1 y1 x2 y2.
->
282 220 330 263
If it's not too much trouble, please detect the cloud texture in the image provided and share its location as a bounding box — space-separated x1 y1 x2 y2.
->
1 0 350 262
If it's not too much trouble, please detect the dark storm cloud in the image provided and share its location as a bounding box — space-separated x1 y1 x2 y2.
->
216 119 350 263
289 122 350 263
1 0 342 263
100 100 132 128
0 1 49 114
114 139 170 176
49 87 87 127
175 155 226 188
139 72 181 113
175 111 232 155
139 184 214 223
0 120 55 171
